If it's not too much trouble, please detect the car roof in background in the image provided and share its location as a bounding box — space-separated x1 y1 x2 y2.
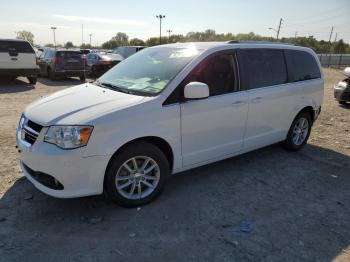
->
158 41 313 53
0 38 30 43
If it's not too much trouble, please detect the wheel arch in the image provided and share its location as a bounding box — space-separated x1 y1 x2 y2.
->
297 106 315 123
105 136 174 175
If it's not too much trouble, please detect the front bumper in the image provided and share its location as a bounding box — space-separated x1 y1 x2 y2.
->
16 127 109 198
0 68 39 76
334 83 350 102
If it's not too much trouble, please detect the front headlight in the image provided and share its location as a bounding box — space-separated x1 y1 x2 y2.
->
44 125 93 149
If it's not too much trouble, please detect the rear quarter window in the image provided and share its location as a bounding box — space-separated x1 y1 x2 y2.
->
285 50 321 82
0 41 34 53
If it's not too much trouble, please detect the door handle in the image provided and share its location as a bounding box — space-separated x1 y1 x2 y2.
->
251 97 262 103
232 101 247 107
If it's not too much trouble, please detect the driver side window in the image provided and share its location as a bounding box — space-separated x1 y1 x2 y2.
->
187 53 238 96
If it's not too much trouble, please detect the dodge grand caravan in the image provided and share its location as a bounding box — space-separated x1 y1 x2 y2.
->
17 42 324 207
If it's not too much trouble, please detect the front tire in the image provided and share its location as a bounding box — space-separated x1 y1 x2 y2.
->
27 76 37 85
283 112 312 151
104 142 170 207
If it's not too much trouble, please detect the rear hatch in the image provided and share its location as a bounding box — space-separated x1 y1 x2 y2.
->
56 51 84 70
0 40 36 69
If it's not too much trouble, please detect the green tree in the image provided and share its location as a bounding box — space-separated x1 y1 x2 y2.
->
64 41 74 48
334 39 346 54
129 38 145 46
17 30 34 44
44 43 54 47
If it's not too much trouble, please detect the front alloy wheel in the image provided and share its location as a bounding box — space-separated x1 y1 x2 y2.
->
116 156 160 200
105 142 169 207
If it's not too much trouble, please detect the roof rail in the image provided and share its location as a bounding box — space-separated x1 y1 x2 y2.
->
226 40 295 46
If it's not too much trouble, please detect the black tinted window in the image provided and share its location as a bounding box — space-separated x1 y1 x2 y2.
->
239 49 287 89
0 40 34 53
187 54 238 96
285 50 321 82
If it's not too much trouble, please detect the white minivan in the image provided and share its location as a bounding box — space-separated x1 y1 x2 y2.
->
17 42 323 206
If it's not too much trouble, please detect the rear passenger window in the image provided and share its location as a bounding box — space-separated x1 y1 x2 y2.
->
0 41 34 53
238 49 287 89
285 50 321 82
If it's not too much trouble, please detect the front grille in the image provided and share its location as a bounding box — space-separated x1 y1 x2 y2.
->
340 89 350 101
22 163 64 190
22 119 43 145
27 120 42 133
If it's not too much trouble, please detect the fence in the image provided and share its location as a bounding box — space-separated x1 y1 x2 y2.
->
317 54 350 68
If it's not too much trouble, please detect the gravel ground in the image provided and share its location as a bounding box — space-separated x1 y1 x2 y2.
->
0 69 349 262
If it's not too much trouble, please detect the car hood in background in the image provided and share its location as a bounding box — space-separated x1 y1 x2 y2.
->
24 83 145 125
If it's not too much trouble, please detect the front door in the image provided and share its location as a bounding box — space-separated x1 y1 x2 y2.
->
180 52 248 167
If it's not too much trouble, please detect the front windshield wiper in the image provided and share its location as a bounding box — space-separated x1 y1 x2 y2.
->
95 81 134 95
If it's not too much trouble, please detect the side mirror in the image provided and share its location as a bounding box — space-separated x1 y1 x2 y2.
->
184 82 209 100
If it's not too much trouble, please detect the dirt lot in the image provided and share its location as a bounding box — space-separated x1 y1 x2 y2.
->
0 69 349 262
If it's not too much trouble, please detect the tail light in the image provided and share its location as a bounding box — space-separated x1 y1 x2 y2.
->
53 56 61 65
101 59 111 65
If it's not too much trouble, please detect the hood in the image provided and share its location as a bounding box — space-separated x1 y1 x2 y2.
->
24 83 145 125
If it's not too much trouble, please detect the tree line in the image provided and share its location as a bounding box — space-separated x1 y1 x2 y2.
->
16 29 350 54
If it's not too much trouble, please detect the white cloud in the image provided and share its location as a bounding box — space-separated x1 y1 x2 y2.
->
0 21 70 29
52 14 145 27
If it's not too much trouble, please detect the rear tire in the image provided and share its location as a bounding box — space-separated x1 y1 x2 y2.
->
48 69 56 81
27 76 37 85
283 112 312 151
104 142 170 207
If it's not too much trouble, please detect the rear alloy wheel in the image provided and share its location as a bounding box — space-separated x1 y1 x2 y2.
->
27 76 37 85
105 142 169 207
283 112 312 151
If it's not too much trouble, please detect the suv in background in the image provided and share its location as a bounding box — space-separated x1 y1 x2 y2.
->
0 39 39 84
38 49 87 81
113 46 146 59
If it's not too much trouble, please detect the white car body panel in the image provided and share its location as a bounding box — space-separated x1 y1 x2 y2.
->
16 42 324 198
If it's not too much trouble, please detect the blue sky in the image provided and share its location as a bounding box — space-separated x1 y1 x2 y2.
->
0 0 349 45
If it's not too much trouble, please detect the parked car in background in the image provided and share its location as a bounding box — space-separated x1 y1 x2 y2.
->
80 49 92 55
17 42 323 207
38 49 87 80
113 46 146 59
0 39 39 84
86 52 123 77
334 67 350 105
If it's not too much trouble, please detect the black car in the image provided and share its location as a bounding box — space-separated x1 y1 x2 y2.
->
38 49 88 80
86 52 123 77
334 67 350 105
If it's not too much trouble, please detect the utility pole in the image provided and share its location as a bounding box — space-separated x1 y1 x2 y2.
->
328 26 334 44
327 26 334 67
89 34 92 47
51 27 57 48
81 24 84 46
294 31 297 38
276 18 283 39
268 18 283 40
156 15 166 45
167 29 172 38
334 32 338 43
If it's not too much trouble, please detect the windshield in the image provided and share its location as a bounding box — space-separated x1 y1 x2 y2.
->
98 46 200 95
